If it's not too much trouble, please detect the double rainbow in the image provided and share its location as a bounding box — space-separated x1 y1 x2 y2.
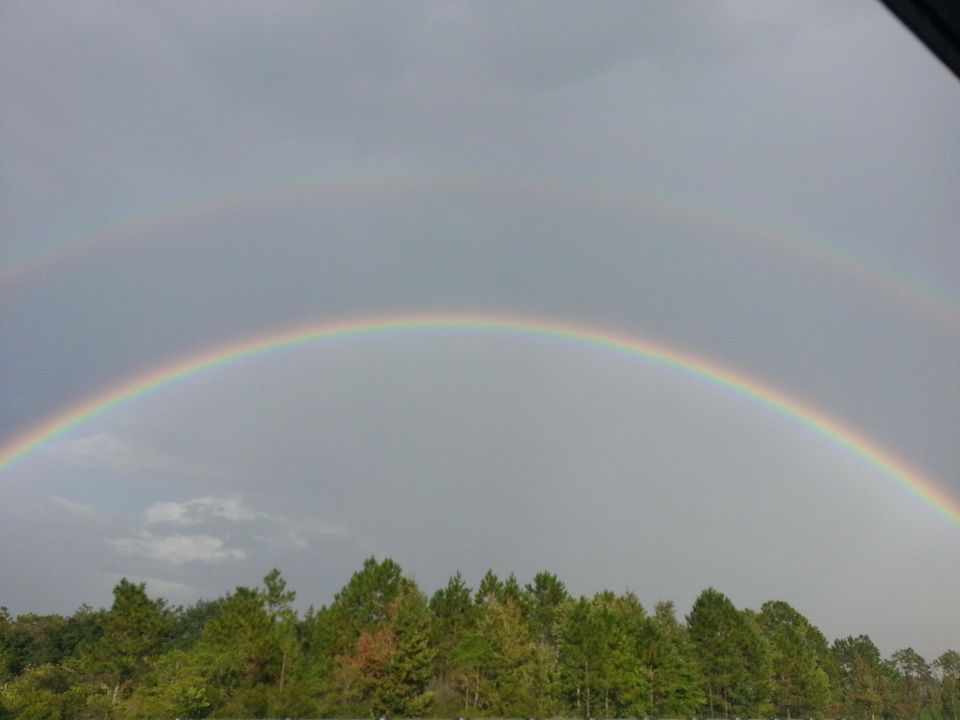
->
1 314 957 530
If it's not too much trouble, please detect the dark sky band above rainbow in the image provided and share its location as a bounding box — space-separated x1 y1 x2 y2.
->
1 314 957 530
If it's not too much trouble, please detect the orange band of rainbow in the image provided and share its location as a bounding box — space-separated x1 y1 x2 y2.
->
1 314 957 529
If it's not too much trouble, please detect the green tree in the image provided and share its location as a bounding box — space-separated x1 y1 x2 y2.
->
0 607 10 682
328 557 409 654
0 662 111 720
687 588 744 718
56 605 103 664
936 650 960 720
301 604 342 711
888 647 935 720
759 600 831 718
737 609 774 717
263 568 299 699
500 573 529 612
381 587 435 715
831 635 888 720
125 648 215 719
164 599 224 652
2 614 67 676
687 588 772 718
604 592 651 717
81 579 171 705
524 572 569 716
201 586 279 694
525 571 569 646
558 594 647 718
642 601 705 717
429 572 474 682
337 585 435 716
429 571 475 711
452 598 537 715
474 569 504 606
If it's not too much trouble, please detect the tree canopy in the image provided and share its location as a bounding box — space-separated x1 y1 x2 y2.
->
0 561 954 719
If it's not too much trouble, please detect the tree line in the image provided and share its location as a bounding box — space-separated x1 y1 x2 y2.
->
1 558 957 719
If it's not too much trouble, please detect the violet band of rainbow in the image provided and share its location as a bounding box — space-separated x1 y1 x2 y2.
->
2 173 957 329
1 313 957 529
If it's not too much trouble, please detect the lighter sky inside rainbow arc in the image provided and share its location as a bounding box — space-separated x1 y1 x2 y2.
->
1 313 957 531
2 170 957 330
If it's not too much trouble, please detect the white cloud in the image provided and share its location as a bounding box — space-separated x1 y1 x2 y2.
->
119 494 345 563
100 572 200 602
50 431 221 480
48 495 100 519
112 532 245 565
145 495 259 526
144 500 191 525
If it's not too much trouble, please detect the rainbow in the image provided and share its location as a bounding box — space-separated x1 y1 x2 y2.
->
2 170 958 330
1 313 958 530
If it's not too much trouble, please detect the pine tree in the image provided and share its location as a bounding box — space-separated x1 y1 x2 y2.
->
201 586 280 694
429 572 474 685
525 571 569 646
936 650 960 720
888 647 935 720
758 600 831 719
831 635 888 720
81 579 171 705
329 557 409 655
558 594 648 719
687 588 772 718
382 588 436 715
474 569 504 606
643 601 706 717
452 597 537 715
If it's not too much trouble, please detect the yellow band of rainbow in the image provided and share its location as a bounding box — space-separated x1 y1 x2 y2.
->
1 313 957 529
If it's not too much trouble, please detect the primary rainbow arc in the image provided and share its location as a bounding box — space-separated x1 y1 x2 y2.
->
1 313 957 529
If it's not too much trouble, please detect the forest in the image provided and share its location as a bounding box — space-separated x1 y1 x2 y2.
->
1 558 957 720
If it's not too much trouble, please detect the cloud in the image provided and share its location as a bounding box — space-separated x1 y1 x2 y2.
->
143 494 347 542
100 572 201 603
52 431 217 479
107 494 348 566
112 532 245 565
48 495 100 519
145 495 259 526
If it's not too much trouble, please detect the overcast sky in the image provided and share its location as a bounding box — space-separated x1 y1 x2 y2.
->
1 1 959 659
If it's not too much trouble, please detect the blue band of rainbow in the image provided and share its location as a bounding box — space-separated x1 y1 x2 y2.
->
1 314 957 530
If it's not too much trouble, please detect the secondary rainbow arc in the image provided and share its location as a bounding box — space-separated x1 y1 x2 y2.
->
1 313 957 529
2 171 957 330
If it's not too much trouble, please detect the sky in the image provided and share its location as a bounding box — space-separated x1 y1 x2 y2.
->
1 0 959 660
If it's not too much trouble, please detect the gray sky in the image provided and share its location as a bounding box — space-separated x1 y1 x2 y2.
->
1 1 958 660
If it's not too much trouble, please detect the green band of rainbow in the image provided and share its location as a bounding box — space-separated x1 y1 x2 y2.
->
1 313 957 529
3 172 957 329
